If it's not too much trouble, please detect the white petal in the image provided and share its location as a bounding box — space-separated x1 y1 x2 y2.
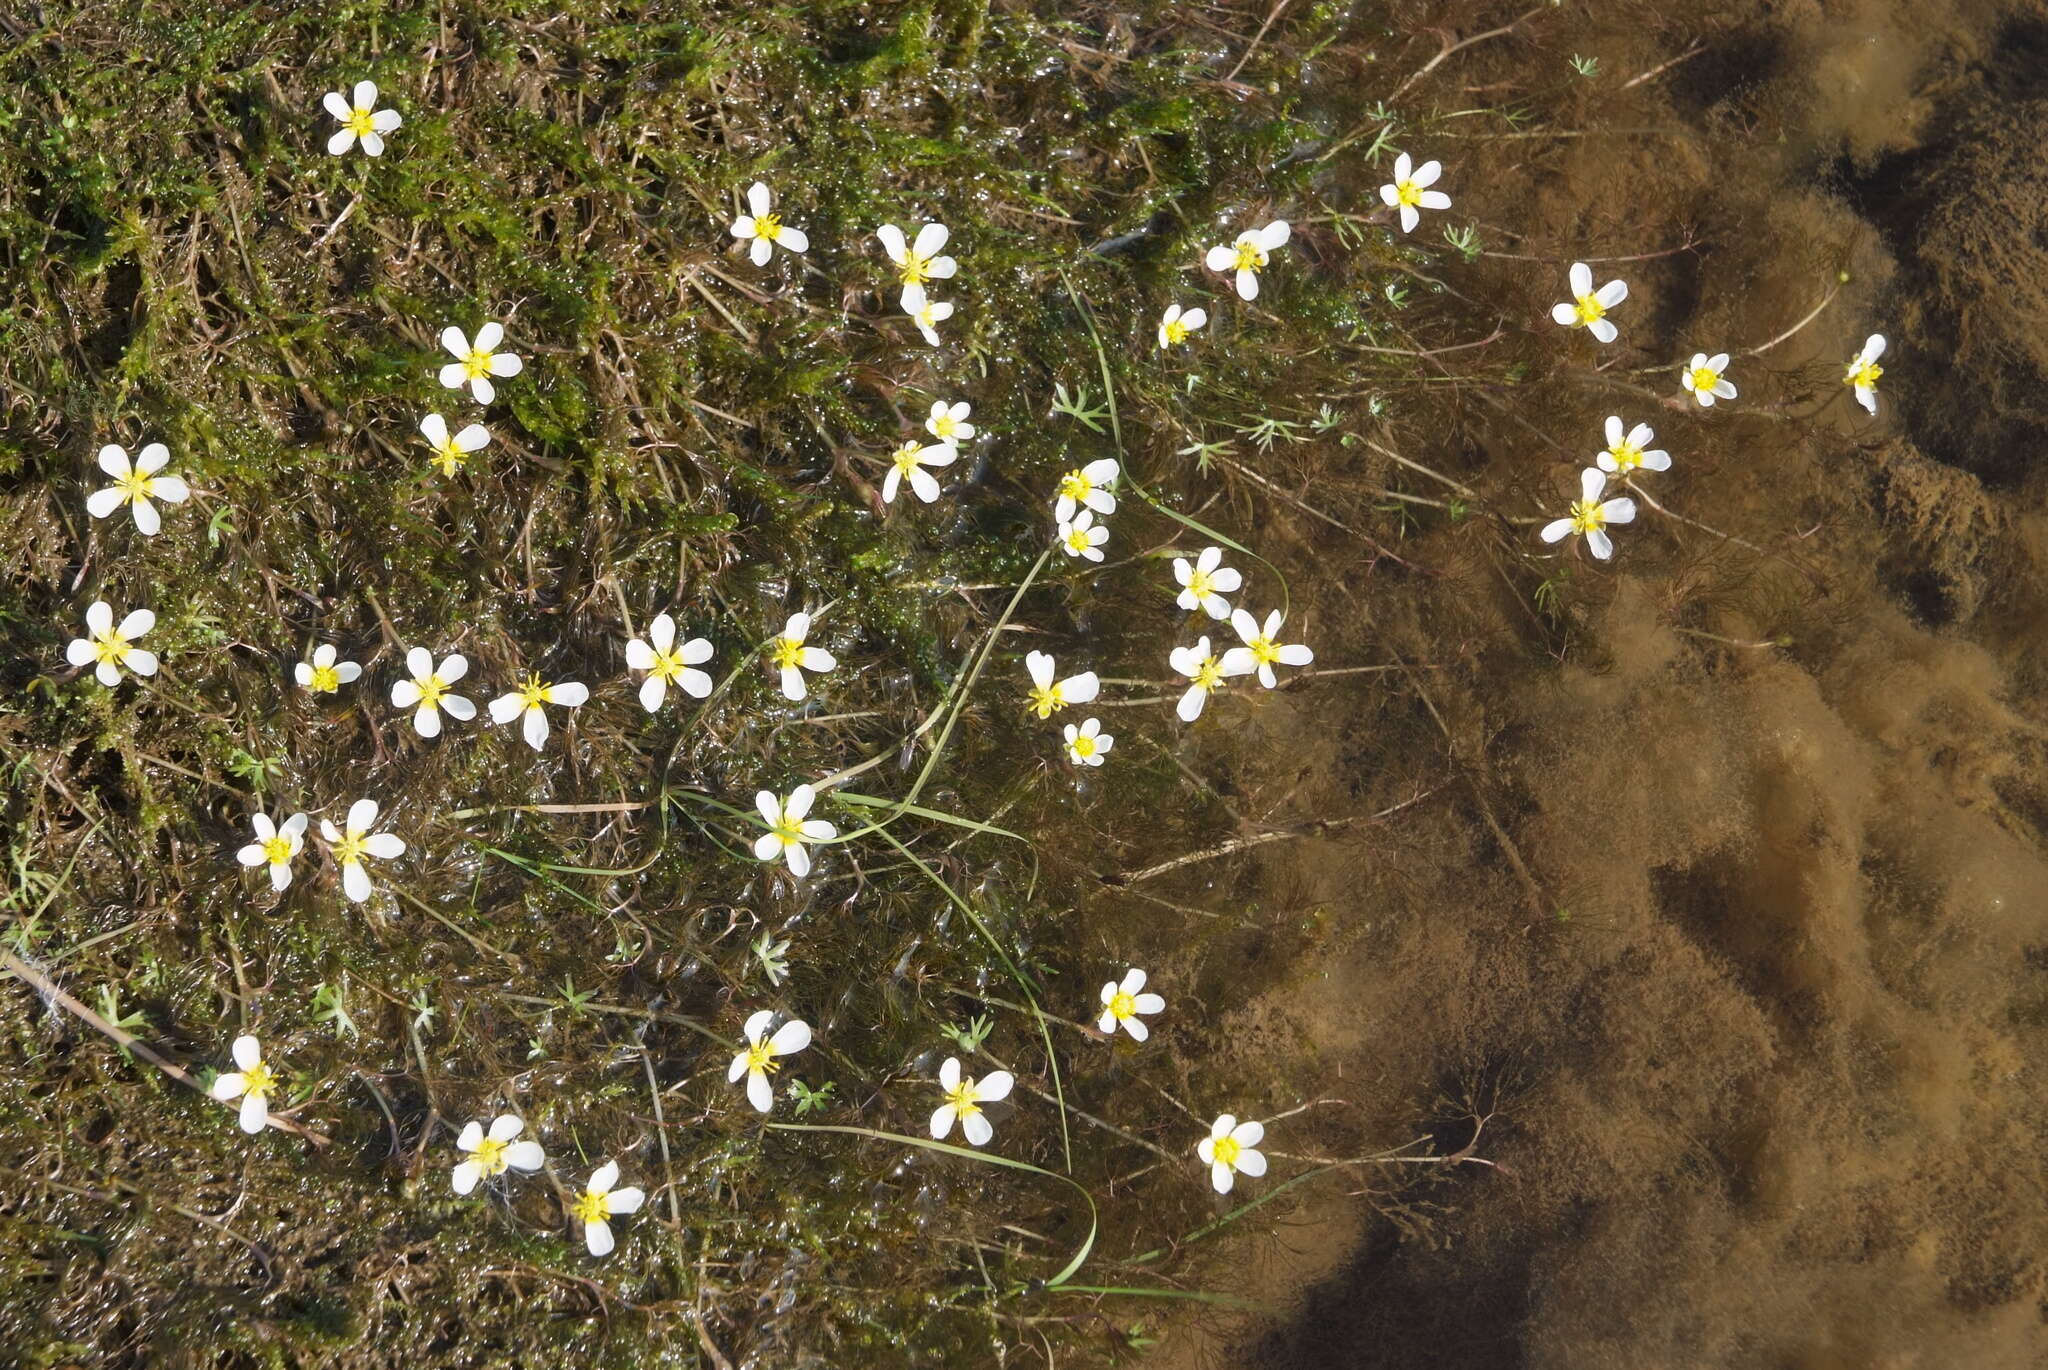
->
237 843 266 867
875 223 907 263
784 785 814 821
469 375 495 404
769 1019 812 1056
359 132 384 158
584 1218 615 1257
1134 992 1165 1014
414 704 443 738
753 831 783 862
1205 244 1236 272
777 226 808 254
1579 467 1606 502
747 1068 774 1112
930 1104 957 1139
638 675 667 712
1588 317 1617 344
961 1112 993 1147
522 705 548 750
352 81 378 111
798 646 835 673
503 1140 545 1171
1569 261 1593 297
327 128 358 156
489 1114 525 1143
342 861 371 902
939 1057 962 1090
1586 528 1614 561
912 222 950 258
748 181 772 217
233 1034 263 1071
322 91 353 123
363 833 406 859
86 487 126 519
751 236 773 266
346 798 380 834
392 676 423 708
1551 302 1579 327
116 609 154 640
371 109 402 133
1211 1161 1236 1193
238 1089 270 1134
1595 279 1629 307
1601 498 1637 525
441 694 476 721
607 1186 645 1214
783 842 812 878
457 1120 484 1152
1235 1147 1268 1177
451 1160 482 1195
489 694 525 724
211 1071 247 1101
548 681 589 707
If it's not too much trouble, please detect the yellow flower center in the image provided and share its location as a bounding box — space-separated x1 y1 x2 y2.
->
1395 178 1423 207
1249 635 1280 666
1568 498 1608 535
1056 470 1094 504
931 413 959 440
516 673 550 708
755 212 782 243
1162 318 1190 345
332 830 369 867
891 441 923 476
899 252 932 287
772 817 806 846
1185 568 1215 600
415 673 447 708
1688 366 1721 393
915 302 939 328
1606 439 1644 474
347 108 376 138
240 1062 275 1100
431 437 468 476
261 834 294 865
571 1190 610 1225
1108 991 1137 1021
308 663 341 692
1231 239 1267 274
115 470 154 502
463 348 493 380
91 629 128 666
1211 1134 1241 1167
945 1082 982 1118
1063 526 1093 554
1070 732 1098 759
1846 359 1882 390
472 1136 510 1177
745 1041 780 1074
1573 293 1605 325
1193 656 1224 692
1026 683 1063 719
649 647 688 682
771 636 806 669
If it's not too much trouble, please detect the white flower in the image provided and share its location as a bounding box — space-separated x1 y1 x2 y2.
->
1539 467 1637 562
1377 152 1451 234
1845 333 1885 414
322 80 401 157
1550 262 1628 344
1157 303 1208 348
901 284 954 346
319 798 405 903
236 812 309 893
294 643 362 695
1222 609 1313 688
925 400 975 445
208 1034 280 1135
626 613 713 711
65 601 156 686
436 322 523 405
1169 635 1230 722
570 1161 646 1258
1052 458 1118 522
1063 717 1113 766
1173 546 1241 620
729 181 809 265
768 613 836 701
1205 220 1291 301
882 439 957 505
419 413 490 477
451 1114 545 1195
1057 509 1108 562
1594 416 1671 477
1197 1113 1267 1194
727 1009 812 1113
1098 968 1166 1041
877 222 957 288
1023 650 1099 719
390 647 474 738
752 785 837 878
1679 351 1738 406
86 443 188 535
488 672 589 751
930 1056 1013 1148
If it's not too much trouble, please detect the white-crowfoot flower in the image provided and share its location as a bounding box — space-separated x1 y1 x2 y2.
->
1158 303 1208 348
1024 650 1099 719
294 643 361 695
391 648 473 738
1063 717 1112 766
730 181 809 265
1173 546 1241 620
1222 609 1313 688
1550 262 1628 343
626 613 713 711
1845 334 1885 414
753 784 836 878
319 798 405 903
767 612 836 701
323 81 401 157
65 601 156 686
930 1056 1013 1148
488 672 588 750
877 222 957 288
87 443 188 535
419 413 490 477
1053 458 1118 522
882 439 957 505
451 1114 544 1195
1057 510 1108 562
1540 467 1637 562
1205 220 1291 301
1378 152 1451 234
1680 351 1737 406
571 1161 646 1258
437 322 523 405
728 1009 812 1113
901 284 954 345
208 1034 280 1135
1197 1113 1267 1193
1098 968 1166 1041
1594 416 1671 477
236 812 309 893
925 400 975 445
1169 635 1233 722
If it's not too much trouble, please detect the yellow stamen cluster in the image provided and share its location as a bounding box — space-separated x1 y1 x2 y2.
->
891 442 922 476
471 1136 510 1177
1573 293 1606 326
331 829 369 867
1394 179 1424 207
648 648 688 682
1162 317 1190 345
1026 683 1064 719
308 663 341 692
430 437 469 475
571 1189 610 1225
347 108 376 138
1107 990 1137 1021
1070 732 1098 759
1606 438 1645 474
415 674 447 707
1688 365 1721 393
1184 568 1215 601
515 673 550 707
92 630 128 666
1192 656 1225 692
754 212 782 243
1056 469 1093 504
771 636 807 670
260 834 294 865
945 1082 982 1118
930 414 959 440
463 348 494 380
116 470 153 502
1231 239 1266 274
1568 499 1609 535
240 1061 276 1099
1210 1134 1240 1167
745 1041 780 1075
1063 526 1093 555
1248 635 1280 667
899 253 932 287
1846 358 1882 390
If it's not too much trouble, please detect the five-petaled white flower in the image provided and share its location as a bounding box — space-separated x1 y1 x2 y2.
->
1169 636 1231 722
1063 717 1113 767
87 443 188 535
1198 1113 1267 1194
752 784 837 878
767 612 836 701
877 222 958 288
1057 510 1109 562
925 401 975 445
1158 303 1208 348
322 81 401 158
1052 458 1118 522
1098 967 1166 1041
1550 262 1629 344
728 1009 813 1113
209 1034 280 1135
1540 467 1637 562
419 413 490 477
1845 333 1885 414
237 812 309 892
1205 220 1291 301
66 601 156 686
319 798 405 903
489 672 589 750
391 647 474 738
931 1056 1013 1148
437 322 523 405
626 613 713 712
451 1114 545 1195
1024 650 1099 719
1173 546 1241 620
571 1161 645 1258
295 643 362 695
730 181 809 265
1679 351 1738 407
902 285 954 346
1378 152 1451 235
1223 609 1313 688
1595 416 1672 477
882 439 957 506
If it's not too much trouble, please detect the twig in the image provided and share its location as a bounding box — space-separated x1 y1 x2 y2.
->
1224 0 1294 82
1110 786 1441 885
